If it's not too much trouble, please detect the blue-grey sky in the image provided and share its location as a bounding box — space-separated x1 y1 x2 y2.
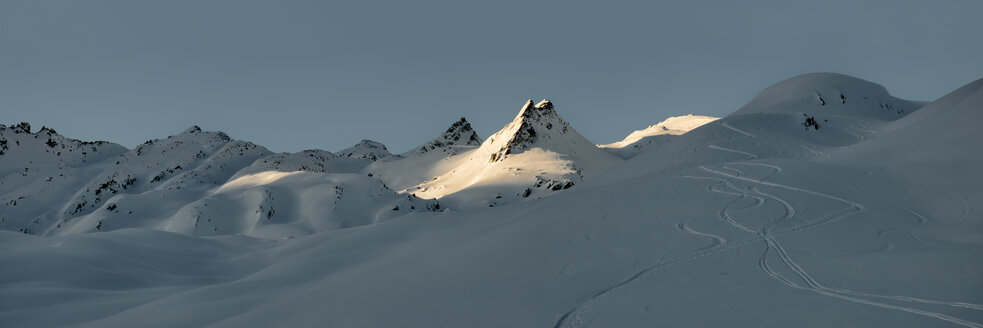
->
2 0 981 153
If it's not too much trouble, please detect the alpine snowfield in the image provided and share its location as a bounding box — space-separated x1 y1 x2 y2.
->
1 73 981 327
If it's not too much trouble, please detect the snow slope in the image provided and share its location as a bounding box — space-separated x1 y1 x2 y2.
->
47 126 274 236
1 73 981 328
367 117 484 192
0 123 127 234
600 114 719 159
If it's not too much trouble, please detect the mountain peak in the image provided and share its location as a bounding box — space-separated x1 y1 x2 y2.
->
164 126 230 144
414 117 482 154
407 98 621 205
5 122 32 134
182 125 202 134
338 140 392 161
487 99 570 162
516 99 556 118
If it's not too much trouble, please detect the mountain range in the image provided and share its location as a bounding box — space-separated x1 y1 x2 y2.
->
1 73 981 327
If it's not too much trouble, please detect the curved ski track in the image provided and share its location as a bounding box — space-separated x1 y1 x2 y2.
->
554 130 982 328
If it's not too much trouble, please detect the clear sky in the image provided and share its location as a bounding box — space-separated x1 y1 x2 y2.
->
2 0 981 153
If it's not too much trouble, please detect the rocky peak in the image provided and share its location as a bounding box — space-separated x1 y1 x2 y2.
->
338 140 393 161
182 125 203 135
487 99 570 162
168 126 230 143
516 99 557 118
415 117 483 154
7 122 32 134
38 126 58 135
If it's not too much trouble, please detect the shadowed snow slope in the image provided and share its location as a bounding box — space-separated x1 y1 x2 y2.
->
835 77 983 169
1 125 274 235
1 73 981 328
0 123 127 234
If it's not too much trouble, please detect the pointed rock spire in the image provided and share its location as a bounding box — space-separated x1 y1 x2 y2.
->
414 117 483 154
487 99 570 162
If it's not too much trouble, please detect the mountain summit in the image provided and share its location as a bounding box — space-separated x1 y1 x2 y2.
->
474 99 620 175
734 72 921 120
413 117 482 155
486 99 571 162
406 99 621 207
337 140 392 161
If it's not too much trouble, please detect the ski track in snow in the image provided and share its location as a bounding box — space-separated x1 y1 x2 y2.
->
730 169 983 314
843 126 867 144
676 222 728 250
907 209 931 225
555 142 983 328
950 193 972 227
703 154 983 325
850 121 877 135
707 145 758 159
720 121 756 138
701 162 983 318
800 144 824 159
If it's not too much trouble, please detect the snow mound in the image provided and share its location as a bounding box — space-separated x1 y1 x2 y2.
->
232 149 336 178
734 72 921 120
164 172 439 238
601 114 719 159
602 114 720 148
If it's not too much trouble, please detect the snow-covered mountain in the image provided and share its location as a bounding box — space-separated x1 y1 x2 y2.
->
0 123 127 234
54 126 273 234
336 139 393 161
2 99 621 236
2 73 982 328
410 117 482 155
0 125 438 238
396 99 622 208
367 117 484 192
